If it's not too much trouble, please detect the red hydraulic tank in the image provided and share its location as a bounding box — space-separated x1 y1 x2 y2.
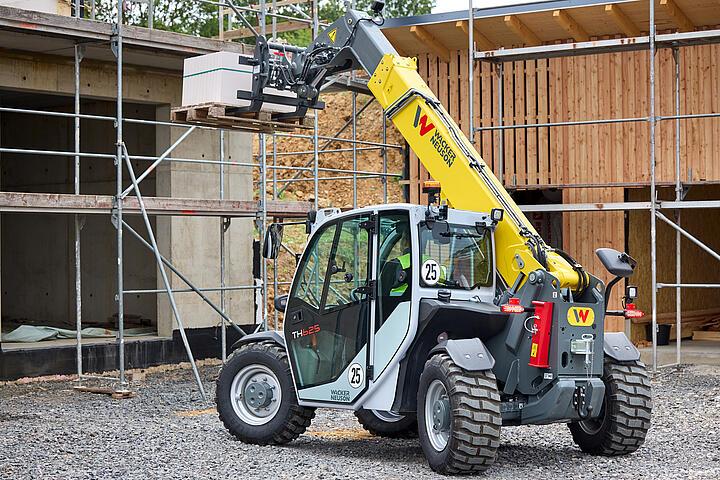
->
528 301 554 368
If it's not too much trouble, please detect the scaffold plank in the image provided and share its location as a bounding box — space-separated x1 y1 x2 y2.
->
0 192 311 218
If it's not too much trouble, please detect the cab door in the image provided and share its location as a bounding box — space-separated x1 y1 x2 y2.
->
372 211 413 381
284 214 375 405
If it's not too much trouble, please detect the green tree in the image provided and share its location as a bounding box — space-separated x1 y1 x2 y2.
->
320 0 434 20
92 0 434 43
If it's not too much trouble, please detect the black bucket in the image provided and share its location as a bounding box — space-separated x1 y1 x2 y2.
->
646 323 671 346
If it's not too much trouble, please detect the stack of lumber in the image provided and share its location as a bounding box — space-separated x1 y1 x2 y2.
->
692 315 720 342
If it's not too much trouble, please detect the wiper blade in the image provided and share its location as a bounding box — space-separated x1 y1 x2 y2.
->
439 231 486 239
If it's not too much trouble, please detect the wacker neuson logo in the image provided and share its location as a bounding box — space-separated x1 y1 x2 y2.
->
413 105 435 136
413 105 456 167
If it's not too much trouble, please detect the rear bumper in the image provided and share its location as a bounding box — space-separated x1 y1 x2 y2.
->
501 377 605 425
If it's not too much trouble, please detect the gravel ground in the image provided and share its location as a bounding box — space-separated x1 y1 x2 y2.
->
1 363 719 480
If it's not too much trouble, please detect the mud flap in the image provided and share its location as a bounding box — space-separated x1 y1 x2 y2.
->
603 332 640 362
230 330 286 352
429 338 495 371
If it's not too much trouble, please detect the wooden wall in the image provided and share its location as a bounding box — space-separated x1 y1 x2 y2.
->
628 185 720 340
563 187 626 330
407 42 720 332
409 42 720 200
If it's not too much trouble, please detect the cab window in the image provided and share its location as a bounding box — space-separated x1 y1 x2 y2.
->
418 222 493 290
324 217 370 311
290 223 337 310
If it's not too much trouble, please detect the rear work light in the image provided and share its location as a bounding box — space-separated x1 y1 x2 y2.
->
501 297 526 314
624 303 645 319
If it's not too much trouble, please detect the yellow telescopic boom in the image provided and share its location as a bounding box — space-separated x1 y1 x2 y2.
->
368 54 586 291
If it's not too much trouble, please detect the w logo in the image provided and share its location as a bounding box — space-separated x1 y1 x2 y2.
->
567 307 595 326
574 309 590 323
413 106 435 137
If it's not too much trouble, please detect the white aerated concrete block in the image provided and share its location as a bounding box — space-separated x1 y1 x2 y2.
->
0 0 68 15
181 51 296 114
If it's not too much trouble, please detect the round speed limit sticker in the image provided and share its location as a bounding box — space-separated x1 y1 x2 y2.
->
348 363 364 389
421 259 440 286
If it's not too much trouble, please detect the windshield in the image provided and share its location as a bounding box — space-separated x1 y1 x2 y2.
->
418 222 493 290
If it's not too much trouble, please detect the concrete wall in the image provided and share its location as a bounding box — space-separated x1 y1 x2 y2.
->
1 99 157 330
0 51 255 340
155 107 255 336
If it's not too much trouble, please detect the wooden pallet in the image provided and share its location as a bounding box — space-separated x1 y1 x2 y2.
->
171 103 313 133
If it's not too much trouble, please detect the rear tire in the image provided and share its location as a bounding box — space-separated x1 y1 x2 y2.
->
355 409 417 438
568 358 652 455
216 340 315 445
417 353 501 475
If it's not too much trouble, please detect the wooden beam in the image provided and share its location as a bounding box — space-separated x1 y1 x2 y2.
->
552 9 589 42
0 192 312 218
604 4 641 37
503 15 541 46
660 0 695 33
222 20 308 40
409 25 450 63
455 20 496 51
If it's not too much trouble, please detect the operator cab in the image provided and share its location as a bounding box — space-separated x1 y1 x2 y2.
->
263 200 501 409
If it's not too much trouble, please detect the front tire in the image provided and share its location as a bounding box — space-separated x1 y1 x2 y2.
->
417 353 501 475
216 340 315 445
568 358 652 455
355 409 417 438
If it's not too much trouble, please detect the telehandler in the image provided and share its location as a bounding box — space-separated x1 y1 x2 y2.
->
215 2 651 474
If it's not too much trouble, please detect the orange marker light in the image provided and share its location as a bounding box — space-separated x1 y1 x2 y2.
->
624 303 645 319
501 297 525 314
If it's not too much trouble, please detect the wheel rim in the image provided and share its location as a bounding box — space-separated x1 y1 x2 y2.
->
371 410 405 423
230 364 282 426
425 379 451 451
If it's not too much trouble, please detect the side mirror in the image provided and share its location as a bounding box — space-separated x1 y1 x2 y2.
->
595 248 636 278
431 221 452 245
274 294 288 312
262 223 284 259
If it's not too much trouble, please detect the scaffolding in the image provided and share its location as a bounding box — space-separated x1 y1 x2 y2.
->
2 0 718 394
464 0 720 372
0 0 402 397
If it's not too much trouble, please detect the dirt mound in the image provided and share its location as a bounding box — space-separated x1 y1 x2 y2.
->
255 91 405 208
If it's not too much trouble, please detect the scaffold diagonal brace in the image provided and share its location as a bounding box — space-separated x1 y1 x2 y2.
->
120 143 208 402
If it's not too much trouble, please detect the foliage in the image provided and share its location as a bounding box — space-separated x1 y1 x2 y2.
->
91 0 434 43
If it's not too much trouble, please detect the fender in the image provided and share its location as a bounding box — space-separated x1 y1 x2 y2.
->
603 332 640 362
229 330 286 353
429 338 495 371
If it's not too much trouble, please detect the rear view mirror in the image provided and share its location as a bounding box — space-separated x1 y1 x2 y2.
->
274 294 288 312
596 248 637 278
431 221 452 245
262 223 284 259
